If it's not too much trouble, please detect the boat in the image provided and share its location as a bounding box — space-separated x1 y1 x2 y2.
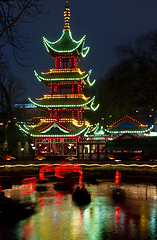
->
72 185 91 205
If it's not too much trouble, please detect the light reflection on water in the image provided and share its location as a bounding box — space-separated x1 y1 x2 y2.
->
1 182 157 240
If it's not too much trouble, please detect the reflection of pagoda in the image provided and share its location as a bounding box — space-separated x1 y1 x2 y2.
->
19 0 99 157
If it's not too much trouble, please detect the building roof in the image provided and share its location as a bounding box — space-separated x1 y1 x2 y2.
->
34 69 96 87
18 120 89 137
28 95 98 110
43 30 90 58
106 115 149 133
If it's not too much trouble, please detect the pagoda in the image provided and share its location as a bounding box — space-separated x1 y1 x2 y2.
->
19 0 99 156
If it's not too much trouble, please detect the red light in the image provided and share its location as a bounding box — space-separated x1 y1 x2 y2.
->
5 156 12 161
115 171 121 185
108 155 115 160
55 162 83 185
132 155 143 161
39 163 54 180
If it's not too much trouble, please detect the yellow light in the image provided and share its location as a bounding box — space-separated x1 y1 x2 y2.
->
33 118 91 127
36 94 89 101
42 67 85 75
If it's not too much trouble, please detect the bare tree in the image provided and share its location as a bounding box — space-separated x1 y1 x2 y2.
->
0 64 25 124
0 0 43 64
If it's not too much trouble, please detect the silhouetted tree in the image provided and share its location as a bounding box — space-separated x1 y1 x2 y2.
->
0 64 25 124
98 30 157 125
116 30 157 123
0 0 43 64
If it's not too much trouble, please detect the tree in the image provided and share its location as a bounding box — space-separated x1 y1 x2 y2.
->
0 0 43 64
116 30 157 123
24 141 30 157
17 141 22 158
0 64 25 124
97 30 157 125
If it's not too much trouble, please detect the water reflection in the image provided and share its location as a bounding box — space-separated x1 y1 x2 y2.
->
1 182 157 240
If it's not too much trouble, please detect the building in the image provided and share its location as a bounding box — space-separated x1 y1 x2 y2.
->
18 1 154 161
18 0 100 158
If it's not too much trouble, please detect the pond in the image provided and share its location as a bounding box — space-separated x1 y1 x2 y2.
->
1 181 157 240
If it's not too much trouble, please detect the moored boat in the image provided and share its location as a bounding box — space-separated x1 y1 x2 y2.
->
72 185 91 205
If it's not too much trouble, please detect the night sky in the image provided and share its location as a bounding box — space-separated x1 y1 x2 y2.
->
4 0 157 100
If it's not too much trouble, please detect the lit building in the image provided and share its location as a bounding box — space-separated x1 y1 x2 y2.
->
18 1 155 161
18 0 101 158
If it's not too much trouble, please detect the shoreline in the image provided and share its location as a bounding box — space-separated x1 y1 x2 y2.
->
0 163 156 186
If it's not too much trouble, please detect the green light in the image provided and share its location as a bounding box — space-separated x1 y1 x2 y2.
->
41 122 69 134
28 96 96 108
34 70 91 82
106 125 154 134
43 30 90 58
86 70 96 86
90 97 100 111
18 125 89 137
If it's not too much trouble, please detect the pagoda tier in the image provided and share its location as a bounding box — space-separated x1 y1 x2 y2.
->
28 94 98 111
34 69 96 87
19 118 90 138
43 30 89 58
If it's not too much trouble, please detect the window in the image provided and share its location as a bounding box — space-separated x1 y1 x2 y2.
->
91 144 98 153
83 144 90 153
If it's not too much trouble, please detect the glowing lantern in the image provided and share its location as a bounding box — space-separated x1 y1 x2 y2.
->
108 155 115 160
67 156 74 161
5 156 15 160
131 156 143 161
35 156 46 161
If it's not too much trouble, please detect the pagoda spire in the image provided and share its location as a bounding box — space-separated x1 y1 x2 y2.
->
64 0 70 30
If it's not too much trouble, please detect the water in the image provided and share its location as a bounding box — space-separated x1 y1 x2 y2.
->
1 182 157 240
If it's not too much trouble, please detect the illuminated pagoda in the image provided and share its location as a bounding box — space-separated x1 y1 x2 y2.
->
19 0 99 157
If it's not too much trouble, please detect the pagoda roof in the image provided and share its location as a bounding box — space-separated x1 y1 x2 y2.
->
43 30 90 58
28 95 98 110
107 115 148 132
18 120 89 137
34 69 96 86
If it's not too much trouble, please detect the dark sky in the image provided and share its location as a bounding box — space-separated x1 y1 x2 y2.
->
5 0 157 100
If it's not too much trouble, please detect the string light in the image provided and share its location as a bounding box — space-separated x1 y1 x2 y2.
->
34 70 91 82
108 115 148 128
105 125 154 134
18 125 89 137
43 30 89 58
42 67 85 75
28 96 96 108
0 163 156 168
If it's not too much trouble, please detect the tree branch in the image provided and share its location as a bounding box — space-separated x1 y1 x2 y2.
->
0 0 33 38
